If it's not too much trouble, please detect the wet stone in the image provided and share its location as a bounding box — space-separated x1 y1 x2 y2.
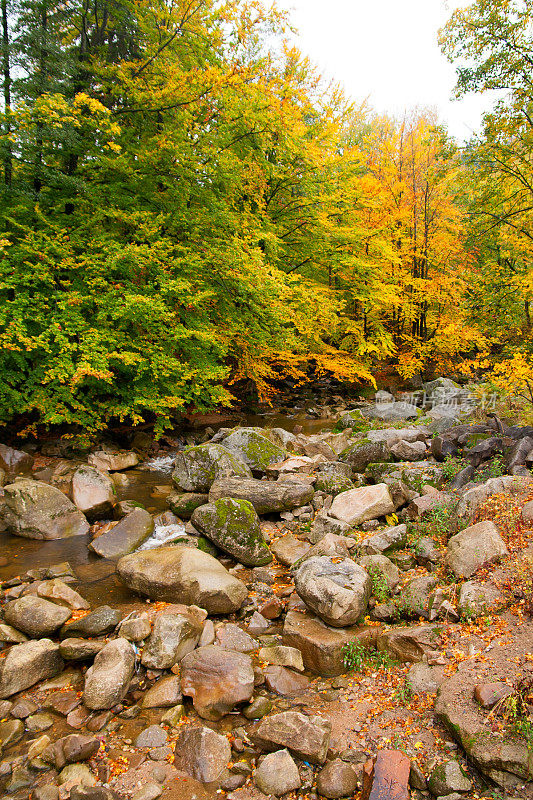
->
135 725 168 749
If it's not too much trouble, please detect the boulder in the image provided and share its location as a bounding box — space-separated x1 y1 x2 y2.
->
142 675 183 708
362 749 410 800
61 605 122 638
134 725 168 748
191 498 272 566
36 579 90 611
263 666 310 695
172 444 251 492
402 575 438 619
407 662 445 694
428 761 472 795
117 546 247 614
294 556 371 627
254 749 301 796
458 581 503 617
71 466 115 519
83 638 135 710
2 479 90 540
364 401 419 422
377 625 442 663
208 478 314 514
215 623 257 653
391 440 427 461
221 428 287 472
329 484 395 526
249 710 331 765
42 734 100 770
173 726 231 783
283 610 376 676
359 524 406 555
89 507 154 559
310 513 353 544
317 758 359 799
339 440 390 472
457 476 532 519
167 492 208 519
446 521 508 578
0 640 63 699
358 554 400 591
270 533 311 566
141 612 203 669
88 449 139 471
474 682 514 710
4 595 72 638
59 639 105 660
180 645 254 720
258 646 304 672
0 443 33 476
436 661 533 785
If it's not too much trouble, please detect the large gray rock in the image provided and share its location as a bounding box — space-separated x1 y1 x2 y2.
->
249 710 331 764
294 556 371 627
83 638 135 710
141 612 203 669
254 749 301 796
167 492 208 519
89 507 154 559
446 521 508 578
172 444 251 492
221 428 287 472
364 400 419 421
2 479 90 540
329 484 395 526
208 477 314 514
174 726 231 783
180 646 254 720
117 546 247 613
0 640 63 698
71 466 115 519
401 574 438 619
458 581 503 617
428 760 472 795
358 524 407 555
191 498 272 566
4 596 72 638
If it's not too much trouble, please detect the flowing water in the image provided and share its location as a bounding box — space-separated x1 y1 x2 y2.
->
0 410 334 608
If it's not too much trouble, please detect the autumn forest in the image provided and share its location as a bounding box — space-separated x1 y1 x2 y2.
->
1 0 532 436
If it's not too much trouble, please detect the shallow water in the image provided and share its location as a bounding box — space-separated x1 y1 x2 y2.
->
0 411 333 607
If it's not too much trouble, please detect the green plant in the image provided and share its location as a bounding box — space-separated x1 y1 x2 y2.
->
442 455 468 481
367 565 392 604
491 678 533 751
393 679 414 705
407 503 459 546
342 642 397 672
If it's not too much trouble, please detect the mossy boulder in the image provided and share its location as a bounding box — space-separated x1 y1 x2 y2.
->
172 444 251 492
168 492 208 519
339 440 391 472
191 498 272 566
2 479 90 540
221 428 287 473
314 464 355 496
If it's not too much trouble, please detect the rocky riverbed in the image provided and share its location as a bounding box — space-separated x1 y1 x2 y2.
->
0 378 531 800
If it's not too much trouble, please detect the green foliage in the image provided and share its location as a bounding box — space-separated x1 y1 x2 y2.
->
342 641 396 673
442 456 468 482
407 504 458 546
366 564 392 604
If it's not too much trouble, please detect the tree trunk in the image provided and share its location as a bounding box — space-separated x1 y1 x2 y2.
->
1 0 11 187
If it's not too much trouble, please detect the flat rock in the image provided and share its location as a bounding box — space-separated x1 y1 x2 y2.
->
270 533 310 566
249 710 331 765
208 477 314 514
215 623 257 653
117 546 247 614
142 675 182 708
362 749 410 800
90 507 154 559
263 666 310 695
258 646 304 672
283 610 375 676
61 606 123 638
88 449 139 471
377 625 442 663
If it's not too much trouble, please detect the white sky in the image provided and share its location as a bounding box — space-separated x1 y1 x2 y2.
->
276 0 490 141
